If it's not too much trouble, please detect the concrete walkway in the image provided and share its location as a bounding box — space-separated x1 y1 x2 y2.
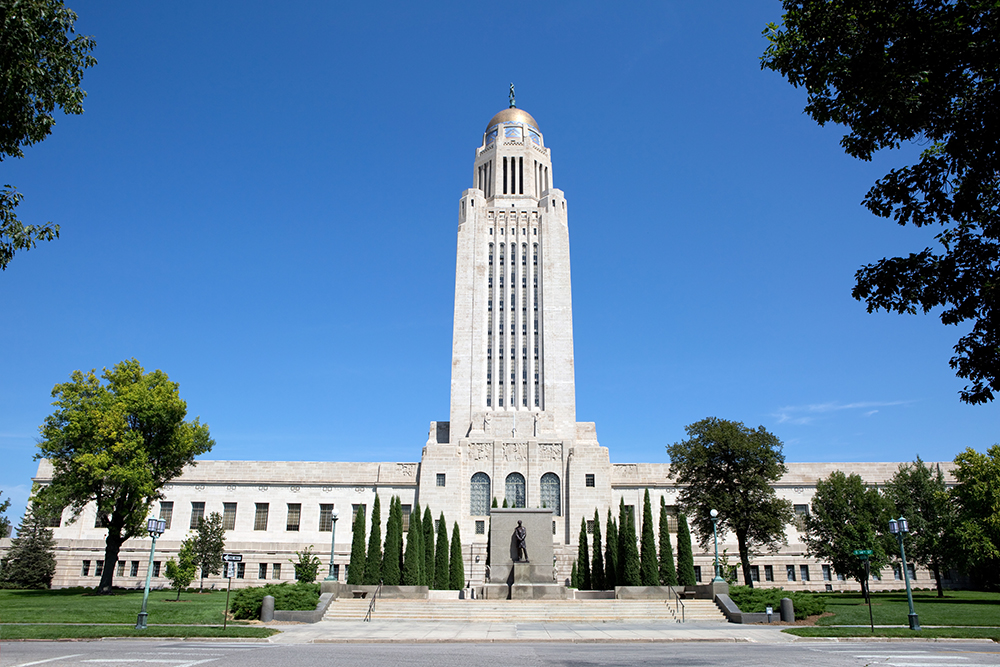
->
264 619 799 644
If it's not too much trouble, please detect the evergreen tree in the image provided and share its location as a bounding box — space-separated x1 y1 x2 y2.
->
676 513 697 586
0 506 56 588
619 498 640 586
577 516 591 590
605 510 618 589
640 489 659 585
347 506 367 585
502 498 509 508
382 496 402 585
591 509 605 590
363 494 382 584
571 559 579 588
193 512 226 591
658 496 677 586
402 502 423 585
434 512 449 589
449 522 464 590
422 505 435 587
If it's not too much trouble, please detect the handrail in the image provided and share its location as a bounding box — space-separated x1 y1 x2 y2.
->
363 581 383 622
665 586 685 623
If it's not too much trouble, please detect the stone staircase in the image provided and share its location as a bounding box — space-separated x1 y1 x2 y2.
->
322 598 727 623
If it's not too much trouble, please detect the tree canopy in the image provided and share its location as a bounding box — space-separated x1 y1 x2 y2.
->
762 0 1000 404
0 0 97 270
193 511 225 591
35 358 213 594
951 445 1000 587
0 504 56 588
667 417 793 588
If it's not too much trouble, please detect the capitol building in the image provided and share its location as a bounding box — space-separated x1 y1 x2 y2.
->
26 101 949 591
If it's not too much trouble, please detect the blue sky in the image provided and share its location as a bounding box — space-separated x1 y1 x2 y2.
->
1 1 996 529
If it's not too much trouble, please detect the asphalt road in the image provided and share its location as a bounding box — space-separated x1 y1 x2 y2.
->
2 641 999 667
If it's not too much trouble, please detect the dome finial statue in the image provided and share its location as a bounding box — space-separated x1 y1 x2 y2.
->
509 82 515 109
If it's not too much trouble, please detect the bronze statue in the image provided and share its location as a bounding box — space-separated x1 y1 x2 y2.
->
509 82 516 109
514 520 528 561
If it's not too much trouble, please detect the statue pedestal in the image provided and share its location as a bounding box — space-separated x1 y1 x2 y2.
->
513 562 532 584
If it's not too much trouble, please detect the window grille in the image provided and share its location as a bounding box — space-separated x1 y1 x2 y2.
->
505 472 526 508
254 503 269 531
470 472 491 516
540 472 561 516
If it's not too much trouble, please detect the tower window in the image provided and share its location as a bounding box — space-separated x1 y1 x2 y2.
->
436 473 446 487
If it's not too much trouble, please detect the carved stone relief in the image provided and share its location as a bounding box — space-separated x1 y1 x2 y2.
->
503 442 527 462
538 443 562 461
468 442 491 461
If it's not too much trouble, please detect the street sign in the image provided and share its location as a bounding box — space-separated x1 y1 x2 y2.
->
225 562 236 578
222 553 242 562
853 549 873 556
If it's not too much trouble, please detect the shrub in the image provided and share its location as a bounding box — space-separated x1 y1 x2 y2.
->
230 582 320 620
291 545 322 583
727 584 826 620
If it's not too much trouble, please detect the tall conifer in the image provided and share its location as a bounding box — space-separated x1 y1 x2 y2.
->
363 494 382 584
640 489 659 585
620 498 640 585
347 505 366 584
402 502 423 585
591 509 605 590
382 496 402 585
658 496 677 586
676 512 697 586
605 510 618 589
434 512 449 589
577 516 591 590
422 506 435 587
449 522 464 590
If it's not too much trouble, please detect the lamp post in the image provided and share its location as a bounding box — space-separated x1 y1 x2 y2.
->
710 509 724 583
324 509 340 581
135 518 166 630
889 517 921 631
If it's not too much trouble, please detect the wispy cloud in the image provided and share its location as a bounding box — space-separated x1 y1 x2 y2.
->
771 400 912 425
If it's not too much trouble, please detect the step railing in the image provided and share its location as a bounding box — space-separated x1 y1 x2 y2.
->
363 581 383 622
665 586 685 623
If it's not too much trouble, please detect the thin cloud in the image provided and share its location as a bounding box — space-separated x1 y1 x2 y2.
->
772 400 912 425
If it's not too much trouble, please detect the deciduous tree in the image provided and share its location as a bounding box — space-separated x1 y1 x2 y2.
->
951 445 1000 588
35 359 213 594
165 537 197 599
667 417 794 588
193 512 225 591
761 0 1000 403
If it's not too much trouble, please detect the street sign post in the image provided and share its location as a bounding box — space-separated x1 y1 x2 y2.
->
221 554 241 630
854 549 875 630
223 553 243 563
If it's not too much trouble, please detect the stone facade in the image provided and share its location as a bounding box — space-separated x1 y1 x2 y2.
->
4 104 956 593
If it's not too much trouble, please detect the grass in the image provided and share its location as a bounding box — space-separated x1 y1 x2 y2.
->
0 624 278 640
815 590 1000 627
784 626 1000 641
0 588 247 625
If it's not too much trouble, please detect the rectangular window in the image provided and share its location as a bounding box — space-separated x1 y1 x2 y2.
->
694 565 702 583
95 560 104 577
190 502 205 529
436 473 446 487
894 564 903 580
331 564 340 580
793 504 809 529
553 520 557 535
352 504 366 525
272 563 281 580
822 565 832 581
222 502 237 530
259 563 268 579
586 520 594 534
907 564 916 580
786 565 796 581
130 561 140 577
750 565 760 582
81 560 91 576
663 505 679 532
117 560 125 577
319 504 334 531
401 505 411 532
237 562 245 579
152 561 161 578
475 520 485 535
254 503 269 531
45 507 63 528
764 565 774 582
800 565 810 581
585 474 595 487
837 572 846 581
159 501 173 530
286 503 301 531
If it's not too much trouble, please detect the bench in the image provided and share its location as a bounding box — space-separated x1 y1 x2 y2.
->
352 590 368 599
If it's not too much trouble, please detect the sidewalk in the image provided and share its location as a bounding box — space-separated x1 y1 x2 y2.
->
264 620 799 644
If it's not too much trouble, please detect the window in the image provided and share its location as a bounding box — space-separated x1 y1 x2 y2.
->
662 505 679 532
585 474 595 487
401 505 411 532
822 565 832 581
81 560 91 576
254 503 269 531
130 561 139 577
286 503 301 531
94 560 104 576
236 562 245 579
259 563 268 579
222 503 237 530
800 565 810 581
908 564 916 580
694 566 702 582
159 501 173 530
475 520 485 535
764 565 774 582
793 504 809 529
505 472 526 508
190 502 205 529
625 505 635 522
319 504 334 532
331 564 340 581
553 520 557 535
352 504 366 525
152 561 161 577
45 507 62 528
837 572 846 581
540 472 561 516
470 472 491 516
272 563 281 580
750 565 760 582
586 520 594 534
786 565 796 581
893 564 903 580
117 561 125 577
436 473 446 487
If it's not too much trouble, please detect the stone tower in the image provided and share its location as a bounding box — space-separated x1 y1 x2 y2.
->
418 101 609 557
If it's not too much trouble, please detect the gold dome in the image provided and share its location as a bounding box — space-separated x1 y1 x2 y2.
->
486 107 539 132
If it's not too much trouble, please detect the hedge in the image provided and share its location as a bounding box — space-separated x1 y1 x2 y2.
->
230 582 320 620
727 585 826 620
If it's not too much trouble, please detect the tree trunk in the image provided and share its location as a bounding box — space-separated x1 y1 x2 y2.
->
736 530 753 589
97 531 125 595
932 561 944 598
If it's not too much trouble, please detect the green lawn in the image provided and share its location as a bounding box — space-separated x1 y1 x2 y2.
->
0 588 246 625
0 624 277 640
816 590 1000 627
785 626 1000 641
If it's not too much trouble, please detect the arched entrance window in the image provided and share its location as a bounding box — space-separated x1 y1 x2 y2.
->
505 472 526 508
470 472 491 516
540 472 561 516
